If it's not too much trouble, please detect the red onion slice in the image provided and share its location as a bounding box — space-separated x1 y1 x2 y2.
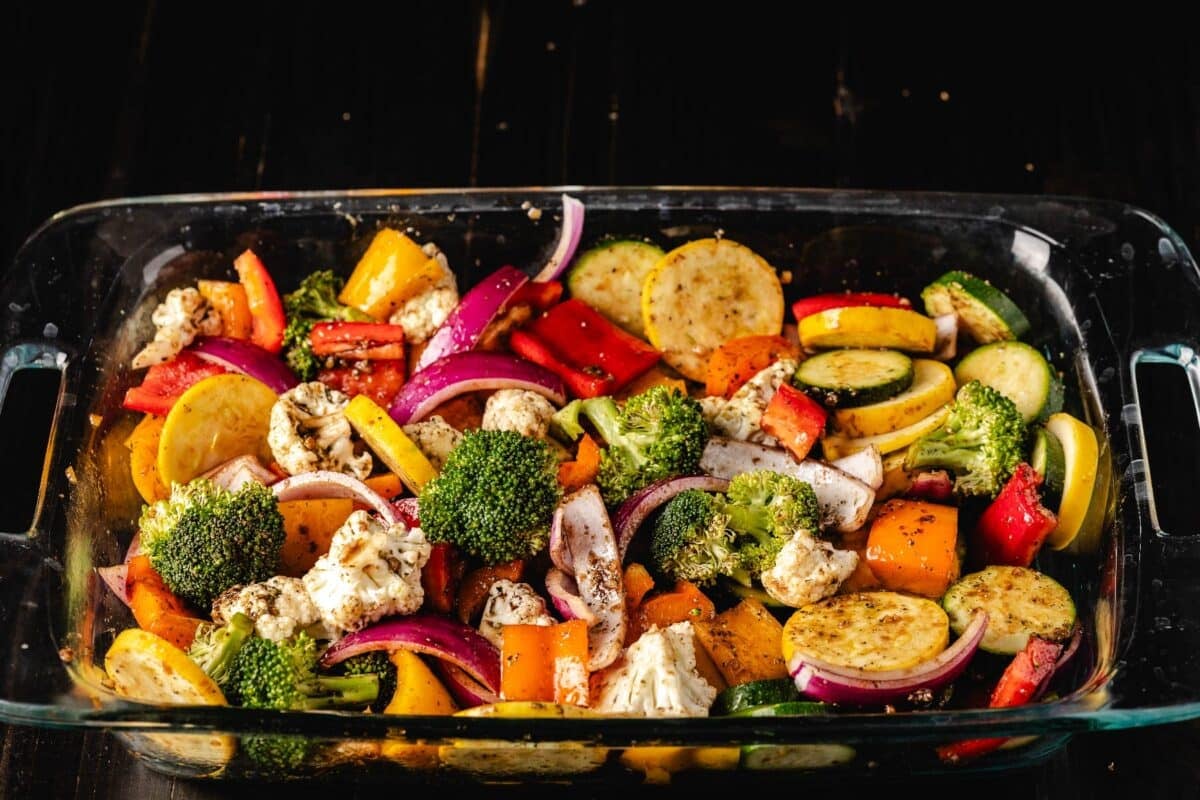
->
415 265 529 372
554 486 627 670
388 351 566 425
201 454 279 491
190 337 298 394
612 476 730 561
434 661 501 708
788 612 988 705
272 470 398 525
320 613 501 694
532 194 585 282
906 470 954 502
97 565 131 608
1034 625 1083 700
545 567 597 624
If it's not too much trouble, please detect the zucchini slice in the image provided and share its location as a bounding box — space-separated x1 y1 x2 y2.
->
642 238 785 382
942 566 1076 654
740 743 856 770
921 270 1031 343
1043 412 1100 550
798 306 937 352
820 404 951 461
830 359 956 438
567 239 665 337
954 341 1064 422
1030 426 1066 512
731 701 829 717
712 679 802 716
781 591 949 672
794 349 914 408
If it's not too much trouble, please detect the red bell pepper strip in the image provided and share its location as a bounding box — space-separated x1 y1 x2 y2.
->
761 382 827 461
310 321 407 360
509 280 564 311
509 299 661 398
421 543 465 615
975 463 1058 567
233 249 287 354
122 351 228 415
318 360 406 408
791 291 911 323
937 636 1064 763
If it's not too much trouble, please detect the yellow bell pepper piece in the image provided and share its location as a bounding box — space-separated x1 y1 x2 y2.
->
339 229 447 320
385 650 458 715
343 394 438 493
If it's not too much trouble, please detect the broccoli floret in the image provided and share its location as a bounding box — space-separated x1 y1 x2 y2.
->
418 429 562 564
139 479 286 608
723 470 820 579
649 489 738 586
282 270 372 380
187 612 254 690
339 651 397 713
230 632 379 712
241 735 311 773
904 380 1026 498
552 386 708 506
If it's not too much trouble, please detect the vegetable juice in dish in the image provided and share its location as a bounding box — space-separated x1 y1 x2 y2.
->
99 194 1103 777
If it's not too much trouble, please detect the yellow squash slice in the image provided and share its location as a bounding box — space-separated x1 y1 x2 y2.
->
798 306 937 352
642 238 784 382
782 591 949 672
156 374 276 486
821 404 950 460
831 359 956 438
1044 412 1100 550
439 702 608 777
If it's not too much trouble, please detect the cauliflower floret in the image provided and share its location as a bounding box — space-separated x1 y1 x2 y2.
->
302 510 432 633
131 287 222 368
482 389 557 439
703 359 798 446
592 621 717 718
401 415 463 470
388 246 458 344
268 381 373 479
761 529 858 608
210 575 328 642
477 579 555 648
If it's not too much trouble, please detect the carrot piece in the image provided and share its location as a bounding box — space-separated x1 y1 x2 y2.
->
500 621 590 704
124 414 169 504
705 335 800 399
277 499 354 576
865 498 960 598
623 562 655 612
616 365 688 401
456 560 526 624
628 580 715 644
557 433 601 491
197 279 253 340
364 472 405 501
125 555 203 650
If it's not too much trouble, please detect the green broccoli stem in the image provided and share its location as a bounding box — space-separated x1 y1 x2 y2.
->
194 613 254 685
293 674 380 710
724 504 775 542
579 397 646 467
905 437 985 475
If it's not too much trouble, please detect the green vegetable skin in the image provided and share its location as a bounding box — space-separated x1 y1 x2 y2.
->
648 471 818 586
712 679 803 715
139 479 286 608
551 385 708 506
340 650 398 713
187 612 254 689
229 632 379 711
904 380 1027 498
282 270 372 380
418 429 562 564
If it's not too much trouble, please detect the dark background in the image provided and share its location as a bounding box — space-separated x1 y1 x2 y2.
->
3 2 1200 797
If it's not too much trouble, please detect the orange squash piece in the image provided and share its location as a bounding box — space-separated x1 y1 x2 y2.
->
623 563 655 612
364 472 405 501
627 580 715 644
277 498 355 576
557 433 601 491
125 414 169 504
692 598 788 685
197 279 253 340
865 498 960 598
838 529 882 593
499 620 589 705
616 365 689 401
456 560 526 624
125 555 203 650
705 335 800 399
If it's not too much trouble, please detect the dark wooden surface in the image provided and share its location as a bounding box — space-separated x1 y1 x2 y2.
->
3 2 1200 797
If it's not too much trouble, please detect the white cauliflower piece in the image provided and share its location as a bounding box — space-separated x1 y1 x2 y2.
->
401 415 463 470
302 510 431 633
131 287 222 368
761 529 858 608
482 389 557 439
388 246 458 344
268 381 372 479
704 359 798 447
477 579 555 649
592 622 717 718
210 576 328 642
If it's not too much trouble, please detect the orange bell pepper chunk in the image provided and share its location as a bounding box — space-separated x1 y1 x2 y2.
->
500 620 589 705
197 279 253 340
556 433 601 491
627 580 715 644
865 499 960 598
456 560 526 624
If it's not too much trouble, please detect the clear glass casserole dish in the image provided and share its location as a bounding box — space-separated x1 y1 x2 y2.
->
2 187 1199 782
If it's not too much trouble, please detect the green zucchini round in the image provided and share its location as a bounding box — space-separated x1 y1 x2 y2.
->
794 349 914 408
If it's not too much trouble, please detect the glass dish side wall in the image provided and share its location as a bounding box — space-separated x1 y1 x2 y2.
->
1 189 1197 779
